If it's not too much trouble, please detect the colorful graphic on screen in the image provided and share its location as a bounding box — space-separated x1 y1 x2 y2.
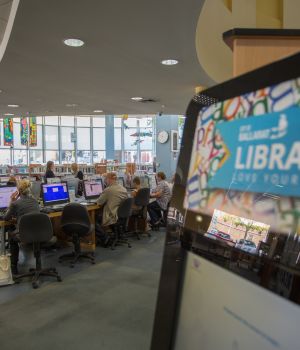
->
184 77 300 234
3 118 13 146
29 117 37 147
20 117 28 145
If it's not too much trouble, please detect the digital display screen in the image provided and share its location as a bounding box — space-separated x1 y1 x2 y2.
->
0 186 17 209
42 183 69 205
84 180 103 199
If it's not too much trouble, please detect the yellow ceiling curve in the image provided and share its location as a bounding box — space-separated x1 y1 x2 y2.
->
196 0 298 83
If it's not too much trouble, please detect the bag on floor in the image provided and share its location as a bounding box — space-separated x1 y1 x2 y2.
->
0 254 14 286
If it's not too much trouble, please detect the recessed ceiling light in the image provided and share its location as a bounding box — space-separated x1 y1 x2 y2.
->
63 38 84 47
131 97 143 101
4 113 14 116
7 104 19 107
161 59 179 66
93 110 103 113
65 103 78 107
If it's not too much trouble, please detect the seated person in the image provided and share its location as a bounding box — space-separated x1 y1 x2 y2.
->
4 179 40 275
71 163 84 195
131 176 141 198
45 160 55 179
97 172 128 228
7 176 17 187
147 171 172 226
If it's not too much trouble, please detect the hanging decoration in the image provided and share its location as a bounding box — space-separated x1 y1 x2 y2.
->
29 117 37 146
3 118 13 146
20 117 28 145
122 114 128 120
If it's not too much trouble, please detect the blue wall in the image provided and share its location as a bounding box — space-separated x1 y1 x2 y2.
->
105 115 115 159
155 115 179 179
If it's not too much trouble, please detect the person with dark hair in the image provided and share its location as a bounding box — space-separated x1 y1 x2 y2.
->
7 176 17 187
45 161 55 179
147 171 171 227
131 176 141 198
4 179 40 275
71 163 84 180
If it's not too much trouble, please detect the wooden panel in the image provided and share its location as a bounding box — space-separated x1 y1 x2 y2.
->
233 36 300 76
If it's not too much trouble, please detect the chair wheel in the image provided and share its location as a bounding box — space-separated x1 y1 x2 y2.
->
70 264 75 268
32 282 39 289
58 260 62 263
29 268 35 272
92 260 96 264
57 276 62 282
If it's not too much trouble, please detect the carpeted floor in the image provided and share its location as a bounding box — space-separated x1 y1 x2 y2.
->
0 231 165 350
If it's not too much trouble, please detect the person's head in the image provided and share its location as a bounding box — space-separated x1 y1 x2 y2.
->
132 176 141 189
7 176 17 185
46 160 54 171
106 172 117 186
17 179 32 197
157 172 166 182
71 163 78 173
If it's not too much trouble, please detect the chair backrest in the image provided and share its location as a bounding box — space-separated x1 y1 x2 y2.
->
19 212 53 244
61 202 91 236
117 198 133 219
134 187 150 207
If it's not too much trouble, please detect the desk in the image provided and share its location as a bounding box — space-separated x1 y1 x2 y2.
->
0 204 99 253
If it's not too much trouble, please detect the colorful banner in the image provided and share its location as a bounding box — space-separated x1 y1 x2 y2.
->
29 117 37 146
3 118 13 146
184 77 300 234
20 117 28 145
208 107 300 197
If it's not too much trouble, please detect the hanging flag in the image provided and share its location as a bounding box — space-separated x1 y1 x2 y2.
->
20 117 28 145
3 118 13 146
29 117 37 146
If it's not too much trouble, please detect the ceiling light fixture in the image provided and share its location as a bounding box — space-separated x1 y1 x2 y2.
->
93 110 103 113
161 59 179 66
7 104 19 107
131 97 143 101
63 38 84 47
4 113 14 116
65 103 78 107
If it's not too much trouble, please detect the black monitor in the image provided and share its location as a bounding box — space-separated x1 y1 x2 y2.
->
117 177 125 187
42 182 69 206
83 179 103 200
151 52 300 350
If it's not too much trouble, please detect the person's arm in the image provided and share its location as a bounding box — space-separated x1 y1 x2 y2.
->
150 183 163 198
97 188 109 207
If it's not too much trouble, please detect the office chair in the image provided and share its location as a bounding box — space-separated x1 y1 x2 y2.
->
130 187 150 239
109 197 133 250
59 203 95 267
14 213 62 289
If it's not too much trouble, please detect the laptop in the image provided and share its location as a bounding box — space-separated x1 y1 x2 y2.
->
81 179 103 205
41 182 70 210
0 186 17 219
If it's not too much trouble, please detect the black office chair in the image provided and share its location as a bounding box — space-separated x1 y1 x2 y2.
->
14 213 62 289
59 203 95 267
131 188 150 239
109 198 134 250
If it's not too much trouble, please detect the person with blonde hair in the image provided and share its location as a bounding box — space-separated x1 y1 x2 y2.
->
4 179 40 275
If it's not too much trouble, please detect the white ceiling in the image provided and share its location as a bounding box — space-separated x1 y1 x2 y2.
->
0 0 213 117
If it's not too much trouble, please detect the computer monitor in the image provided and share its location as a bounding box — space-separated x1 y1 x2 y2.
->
46 177 61 184
42 182 69 206
117 177 125 187
83 179 103 200
31 181 42 200
0 186 17 209
151 52 300 350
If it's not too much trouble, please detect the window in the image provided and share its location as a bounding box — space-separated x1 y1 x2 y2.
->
62 150 75 163
114 128 121 150
45 126 59 149
0 150 10 165
45 150 59 163
77 116 90 127
61 116 75 126
93 151 106 163
114 117 122 127
93 128 105 150
77 150 91 164
30 150 43 164
13 150 28 165
61 127 75 149
77 128 90 150
93 117 105 127
44 116 59 125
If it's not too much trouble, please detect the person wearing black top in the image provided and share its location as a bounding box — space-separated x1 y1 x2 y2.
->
71 163 84 180
45 160 55 179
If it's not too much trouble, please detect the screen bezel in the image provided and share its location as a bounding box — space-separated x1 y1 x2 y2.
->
83 179 103 200
151 52 300 350
42 182 70 206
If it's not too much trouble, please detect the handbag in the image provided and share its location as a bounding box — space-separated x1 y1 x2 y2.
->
0 254 14 286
